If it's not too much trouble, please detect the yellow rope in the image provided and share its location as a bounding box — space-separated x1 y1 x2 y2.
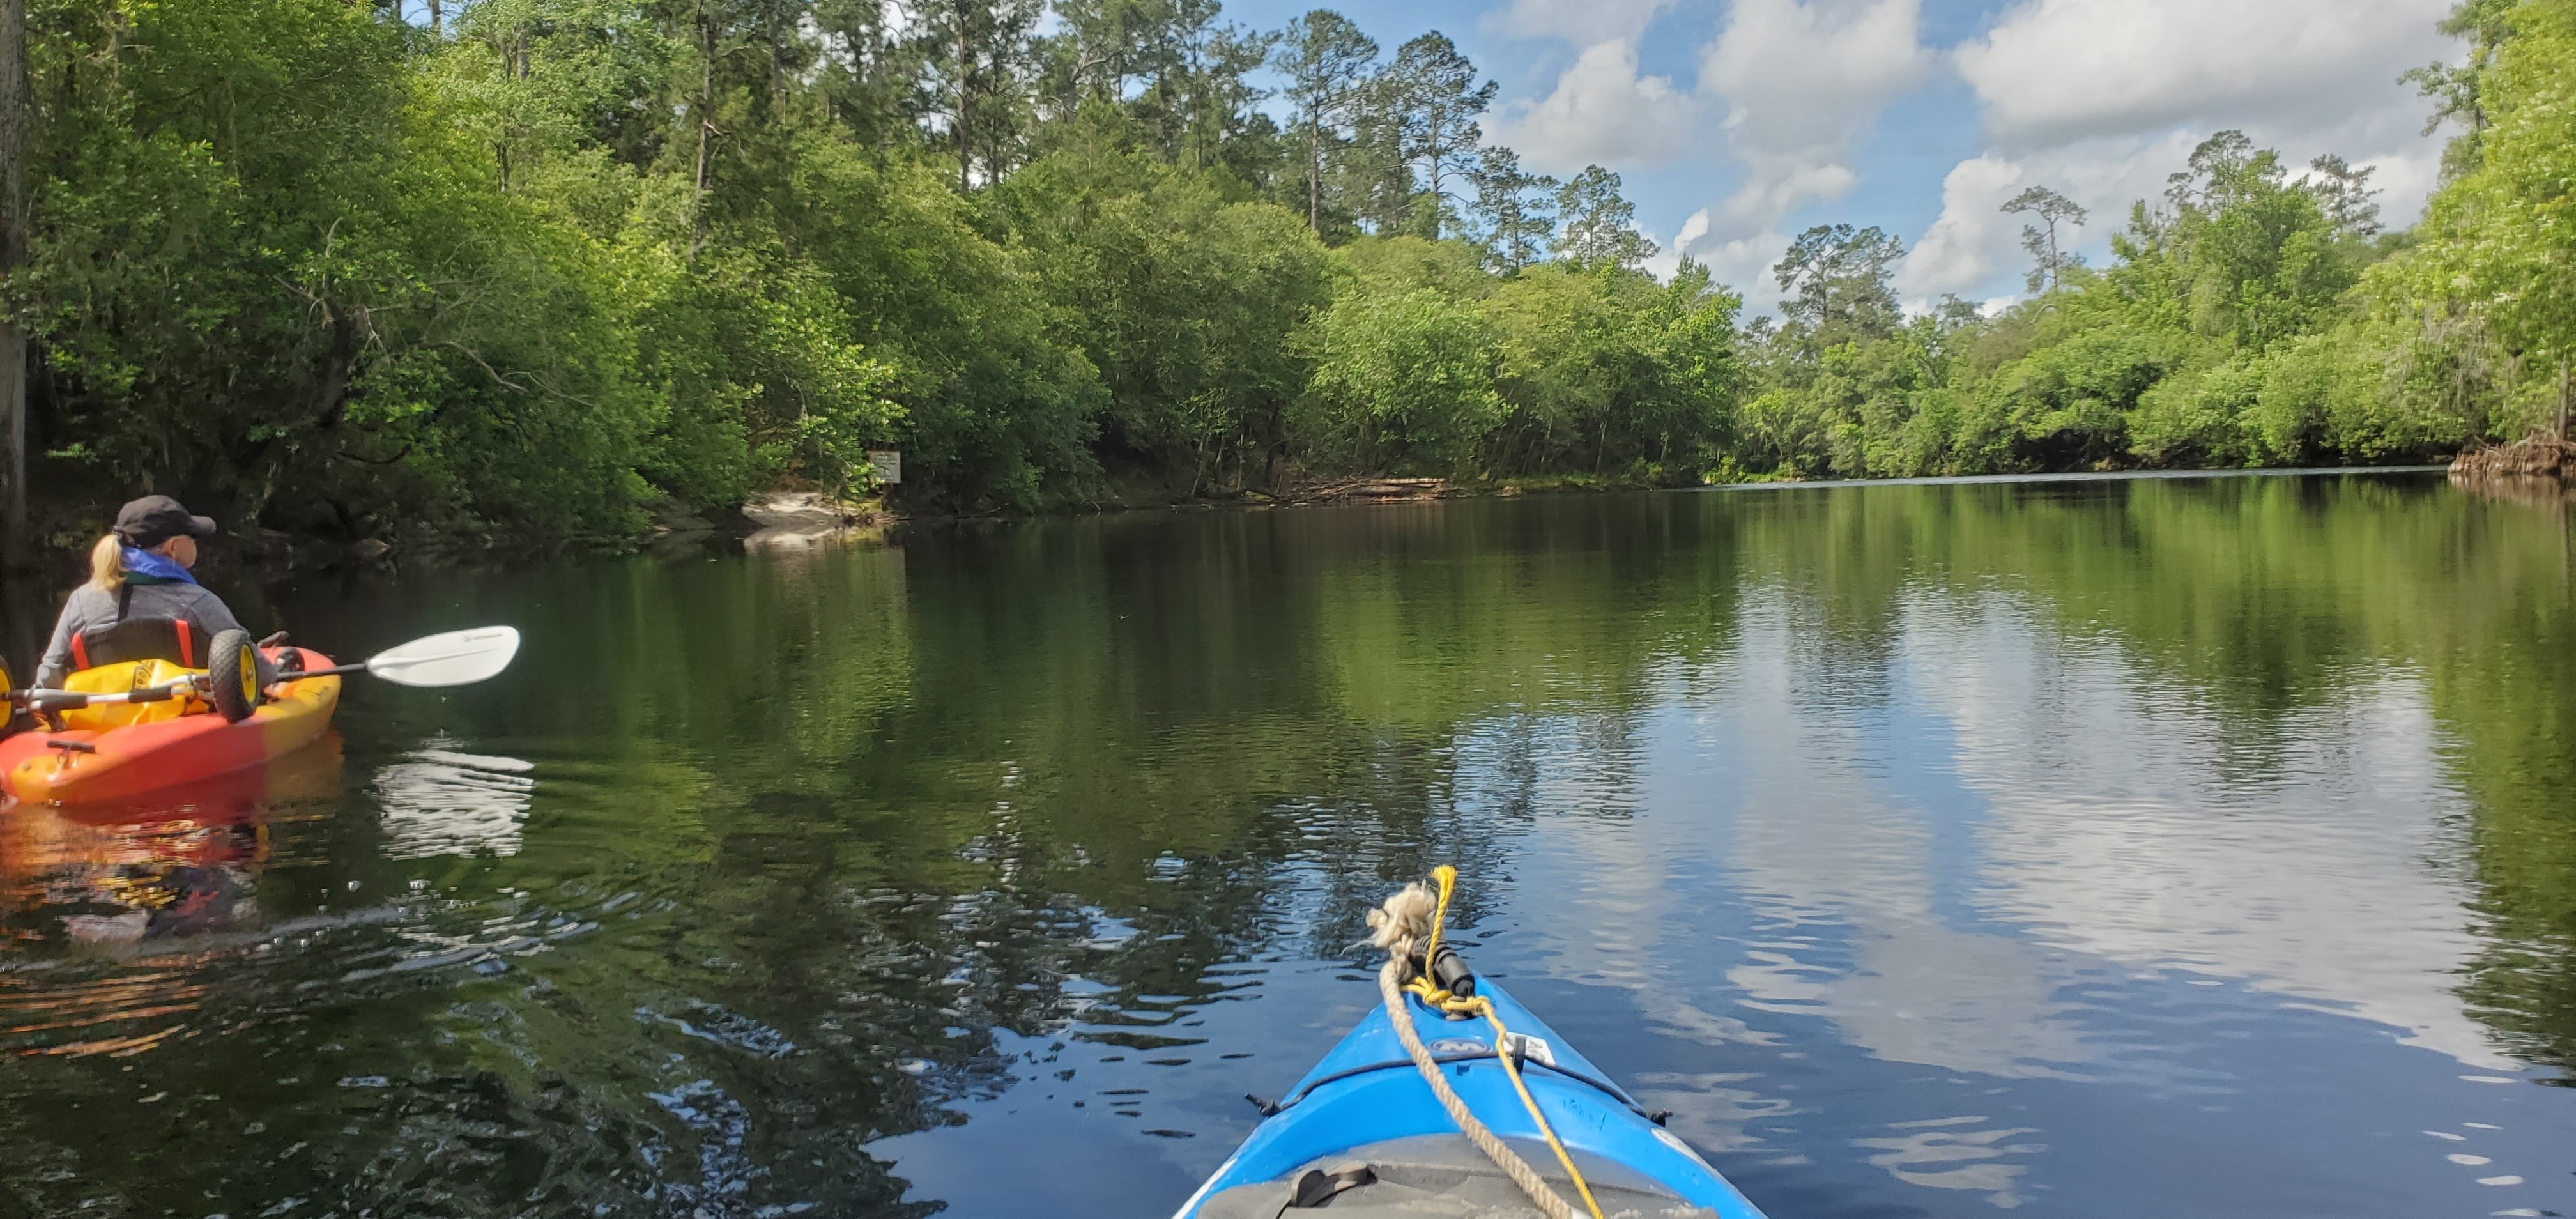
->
1393 866 1606 1219
1377 957 1580 1219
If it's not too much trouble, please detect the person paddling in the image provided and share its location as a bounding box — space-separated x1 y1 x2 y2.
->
34 496 270 691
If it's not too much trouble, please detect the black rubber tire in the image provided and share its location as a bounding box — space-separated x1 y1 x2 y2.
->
207 629 263 723
0 657 22 733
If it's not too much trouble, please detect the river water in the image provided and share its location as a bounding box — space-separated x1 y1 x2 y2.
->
1 471 2572 1218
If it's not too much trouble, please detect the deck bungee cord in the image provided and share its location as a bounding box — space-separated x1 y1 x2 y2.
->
1365 866 1607 1219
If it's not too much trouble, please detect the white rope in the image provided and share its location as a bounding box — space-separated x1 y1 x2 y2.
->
1367 884 1583 1219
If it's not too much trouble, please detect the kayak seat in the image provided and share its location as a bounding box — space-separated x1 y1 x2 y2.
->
59 659 206 732
69 615 201 672
1193 1134 1721 1218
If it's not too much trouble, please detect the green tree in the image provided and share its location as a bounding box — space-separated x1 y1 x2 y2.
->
1774 224 1905 346
1335 75 1418 234
1482 261 1740 478
918 0 1045 191
1384 33 1494 240
1552 165 1655 270
2000 185 2087 293
2306 154 2384 238
1273 9 1377 234
2383 0 2576 441
2401 0 2518 178
1300 284 1501 473
1468 145 1557 272
999 146 1334 490
2120 131 2359 353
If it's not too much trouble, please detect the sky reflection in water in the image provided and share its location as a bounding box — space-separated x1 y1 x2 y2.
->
1 472 2572 1219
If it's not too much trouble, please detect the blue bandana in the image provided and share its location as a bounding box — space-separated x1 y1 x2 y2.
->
121 546 199 585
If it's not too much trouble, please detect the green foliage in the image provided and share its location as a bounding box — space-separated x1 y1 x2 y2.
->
1552 166 1657 271
23 0 2565 549
1735 111 2504 482
8 0 1717 547
1299 284 1501 474
1466 145 1555 273
23 0 663 548
1273 9 1377 236
1775 224 1906 346
1482 262 1738 477
1339 234 1492 299
1000 148 1334 490
2386 0 2576 441
1292 249 1738 482
2001 185 2089 293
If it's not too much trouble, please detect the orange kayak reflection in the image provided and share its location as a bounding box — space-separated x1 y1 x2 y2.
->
0 736 343 1057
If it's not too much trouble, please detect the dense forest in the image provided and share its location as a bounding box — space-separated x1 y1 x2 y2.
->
0 0 2560 552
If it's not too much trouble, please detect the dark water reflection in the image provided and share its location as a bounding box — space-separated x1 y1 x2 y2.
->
2 471 2573 1218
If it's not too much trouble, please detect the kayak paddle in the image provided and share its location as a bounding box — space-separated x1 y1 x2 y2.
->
6 626 522 710
293 626 523 687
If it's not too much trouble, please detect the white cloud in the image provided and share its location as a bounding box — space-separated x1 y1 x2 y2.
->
1878 0 2457 303
1896 155 2027 303
1956 0 2454 148
1482 0 2456 309
1494 40 1696 171
1697 229 1797 312
1717 160 1859 229
1494 0 1931 270
1491 0 1678 46
1641 208 1715 283
1893 138 2189 303
1674 208 1711 250
1704 0 1931 160
1672 0 1931 263
1894 105 2448 302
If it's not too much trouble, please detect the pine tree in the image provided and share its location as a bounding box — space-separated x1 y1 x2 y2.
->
1384 33 1493 240
1274 10 1376 233
1468 145 1556 271
1555 165 1655 269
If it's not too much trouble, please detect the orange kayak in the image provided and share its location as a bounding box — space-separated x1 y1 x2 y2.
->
0 648 342 806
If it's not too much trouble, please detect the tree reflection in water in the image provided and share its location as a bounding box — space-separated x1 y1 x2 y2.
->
0 473 2568 1219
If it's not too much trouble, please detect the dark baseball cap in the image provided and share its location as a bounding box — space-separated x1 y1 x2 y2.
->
114 495 218 548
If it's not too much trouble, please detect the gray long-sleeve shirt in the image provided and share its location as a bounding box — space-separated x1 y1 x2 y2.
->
36 581 250 688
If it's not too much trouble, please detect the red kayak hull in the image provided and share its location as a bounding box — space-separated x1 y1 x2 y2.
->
0 648 342 806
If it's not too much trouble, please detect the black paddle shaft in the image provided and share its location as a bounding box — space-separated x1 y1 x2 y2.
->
296 663 371 678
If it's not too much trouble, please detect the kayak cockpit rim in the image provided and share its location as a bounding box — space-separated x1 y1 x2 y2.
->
1253 1038 1659 1124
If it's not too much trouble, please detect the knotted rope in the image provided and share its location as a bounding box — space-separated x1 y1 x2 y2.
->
1366 868 1604 1219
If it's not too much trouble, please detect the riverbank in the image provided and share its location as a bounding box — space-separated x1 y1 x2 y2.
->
2451 436 2576 498
4 459 2483 587
1713 464 2456 492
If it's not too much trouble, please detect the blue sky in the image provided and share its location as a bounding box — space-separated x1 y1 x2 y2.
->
1226 0 2465 310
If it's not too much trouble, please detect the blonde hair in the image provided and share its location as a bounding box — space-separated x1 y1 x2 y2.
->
87 534 125 592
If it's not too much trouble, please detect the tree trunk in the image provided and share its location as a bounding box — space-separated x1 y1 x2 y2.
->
956 2 971 193
0 0 27 569
691 7 716 259
1307 118 1320 231
1423 114 1442 236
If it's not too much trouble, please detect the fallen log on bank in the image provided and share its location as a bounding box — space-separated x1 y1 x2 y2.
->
1257 477 1461 507
739 490 887 548
2450 436 2576 505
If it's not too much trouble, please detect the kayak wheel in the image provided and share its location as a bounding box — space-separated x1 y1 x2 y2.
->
208 630 263 723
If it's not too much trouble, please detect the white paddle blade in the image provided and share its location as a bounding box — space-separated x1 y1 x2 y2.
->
364 627 521 688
